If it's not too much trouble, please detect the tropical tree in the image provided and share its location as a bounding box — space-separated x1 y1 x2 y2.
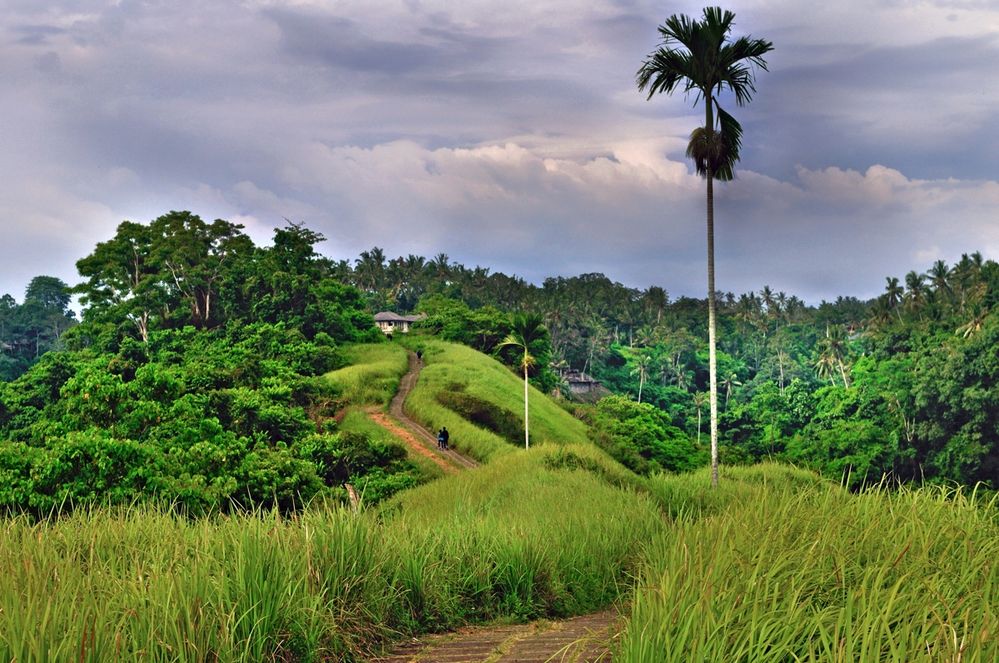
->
884 276 904 321
815 324 851 387
497 313 549 449
637 6 773 486
630 353 653 403
692 391 708 444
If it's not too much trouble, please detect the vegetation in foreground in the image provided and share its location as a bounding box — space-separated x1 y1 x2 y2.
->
0 446 661 662
623 467 999 662
3 459 996 661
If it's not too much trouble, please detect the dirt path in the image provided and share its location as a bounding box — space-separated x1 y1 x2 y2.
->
365 351 615 662
384 350 478 470
369 610 618 663
367 408 457 474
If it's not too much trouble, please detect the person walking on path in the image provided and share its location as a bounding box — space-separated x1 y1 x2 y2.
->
438 426 450 450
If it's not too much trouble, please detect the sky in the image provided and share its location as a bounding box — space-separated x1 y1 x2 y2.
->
2 0 998 306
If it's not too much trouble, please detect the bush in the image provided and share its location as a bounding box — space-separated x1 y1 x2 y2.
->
437 388 523 446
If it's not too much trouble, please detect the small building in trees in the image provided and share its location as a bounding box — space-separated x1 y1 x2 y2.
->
374 311 425 335
564 370 608 398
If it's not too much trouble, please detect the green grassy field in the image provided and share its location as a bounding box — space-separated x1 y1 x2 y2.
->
400 338 590 461
621 467 999 662
0 447 661 662
324 342 409 407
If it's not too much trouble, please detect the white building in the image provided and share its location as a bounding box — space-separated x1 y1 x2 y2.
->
373 311 425 335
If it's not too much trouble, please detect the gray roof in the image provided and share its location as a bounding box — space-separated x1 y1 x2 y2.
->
374 311 426 323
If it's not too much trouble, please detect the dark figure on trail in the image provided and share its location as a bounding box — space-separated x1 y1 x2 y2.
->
437 426 449 450
416 349 423 361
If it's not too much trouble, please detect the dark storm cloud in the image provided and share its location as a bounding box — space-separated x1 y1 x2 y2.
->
263 7 509 75
745 33 999 180
10 24 66 45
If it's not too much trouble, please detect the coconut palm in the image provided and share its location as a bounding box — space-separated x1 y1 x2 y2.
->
816 324 851 387
903 270 927 318
497 313 549 449
884 277 904 321
720 372 742 407
638 7 772 486
630 353 653 403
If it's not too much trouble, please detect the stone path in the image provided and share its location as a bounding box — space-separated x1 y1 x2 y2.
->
368 610 618 663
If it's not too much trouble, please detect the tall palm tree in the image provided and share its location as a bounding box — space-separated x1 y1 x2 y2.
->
692 391 708 445
498 313 549 449
638 7 772 487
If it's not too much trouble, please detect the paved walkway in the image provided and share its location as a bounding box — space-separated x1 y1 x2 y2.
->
369 610 618 663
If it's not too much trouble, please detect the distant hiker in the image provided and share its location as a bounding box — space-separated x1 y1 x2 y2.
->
437 428 445 449
416 349 423 361
440 426 450 450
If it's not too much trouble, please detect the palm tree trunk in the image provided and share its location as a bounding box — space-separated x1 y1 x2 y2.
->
707 164 719 488
838 360 851 388
523 363 530 449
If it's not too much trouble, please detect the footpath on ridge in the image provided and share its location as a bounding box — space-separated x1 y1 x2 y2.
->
364 350 618 663
367 350 479 471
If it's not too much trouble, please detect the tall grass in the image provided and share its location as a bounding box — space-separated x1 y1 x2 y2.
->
618 470 999 662
324 342 408 407
399 339 590 461
0 447 662 662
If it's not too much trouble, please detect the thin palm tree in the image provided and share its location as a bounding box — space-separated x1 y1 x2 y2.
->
692 391 708 445
630 353 652 403
638 7 772 487
498 313 549 449
816 324 851 387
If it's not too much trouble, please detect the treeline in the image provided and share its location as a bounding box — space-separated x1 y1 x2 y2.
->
0 212 423 515
0 276 76 380
337 247 999 488
2 211 997 496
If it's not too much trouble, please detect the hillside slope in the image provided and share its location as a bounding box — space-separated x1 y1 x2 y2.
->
400 339 591 462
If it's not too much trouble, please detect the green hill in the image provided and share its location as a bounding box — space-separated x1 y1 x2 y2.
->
401 339 590 461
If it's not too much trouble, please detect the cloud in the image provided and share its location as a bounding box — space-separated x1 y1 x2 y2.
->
0 0 997 305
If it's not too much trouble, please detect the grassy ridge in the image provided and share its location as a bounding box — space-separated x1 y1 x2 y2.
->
324 342 409 407
401 339 590 461
620 467 999 662
0 447 660 662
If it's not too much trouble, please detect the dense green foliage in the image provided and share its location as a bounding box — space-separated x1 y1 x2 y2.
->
334 246 998 488
583 395 702 475
0 276 76 380
0 213 432 515
0 323 419 513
